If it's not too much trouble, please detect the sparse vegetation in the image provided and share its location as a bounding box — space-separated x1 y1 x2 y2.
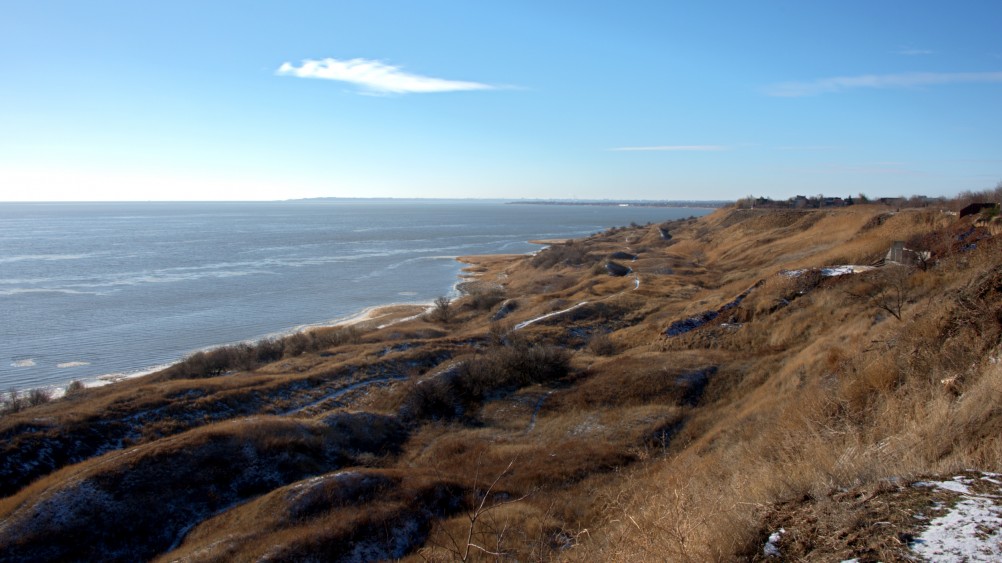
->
156 325 363 380
429 295 453 324
64 380 85 396
845 264 914 321
1 388 25 415
464 285 506 311
530 240 593 269
4 200 1002 561
399 338 570 422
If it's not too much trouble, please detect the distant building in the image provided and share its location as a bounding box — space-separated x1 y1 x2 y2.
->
959 202 999 219
886 241 931 266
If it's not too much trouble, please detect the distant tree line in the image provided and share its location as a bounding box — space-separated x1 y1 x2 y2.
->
736 180 1002 212
510 200 730 208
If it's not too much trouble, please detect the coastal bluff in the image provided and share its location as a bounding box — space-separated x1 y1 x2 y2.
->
2 204 1001 561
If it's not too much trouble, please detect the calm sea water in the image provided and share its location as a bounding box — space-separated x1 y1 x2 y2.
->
1 200 709 391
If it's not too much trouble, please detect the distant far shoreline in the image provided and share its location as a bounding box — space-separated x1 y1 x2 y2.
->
507 200 731 208
286 197 732 208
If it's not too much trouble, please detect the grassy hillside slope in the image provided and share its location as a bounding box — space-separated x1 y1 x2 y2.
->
1 204 1000 561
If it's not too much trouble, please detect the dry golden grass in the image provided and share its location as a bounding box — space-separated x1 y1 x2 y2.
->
570 219 1002 560
5 205 1002 561
160 468 467 563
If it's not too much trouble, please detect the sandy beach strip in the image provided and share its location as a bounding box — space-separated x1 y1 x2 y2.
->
457 253 523 278
318 303 432 331
456 253 525 266
54 255 523 396
456 253 523 275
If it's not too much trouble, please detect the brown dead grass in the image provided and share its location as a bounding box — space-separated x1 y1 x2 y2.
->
6 205 1002 561
573 221 1002 560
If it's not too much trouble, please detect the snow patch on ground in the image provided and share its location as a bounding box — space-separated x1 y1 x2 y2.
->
781 265 875 278
763 528 785 557
513 301 589 331
910 474 1002 562
664 280 763 337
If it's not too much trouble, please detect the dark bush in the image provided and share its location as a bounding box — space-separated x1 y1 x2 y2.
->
26 388 52 407
0 387 54 416
455 341 570 400
283 333 312 357
312 326 361 348
1 388 26 415
399 342 570 423
488 320 513 346
467 287 505 311
64 380 85 396
157 325 368 381
255 338 285 363
531 241 594 269
161 344 257 380
427 296 452 324
175 351 221 379
399 376 464 422
588 333 618 356
223 343 255 371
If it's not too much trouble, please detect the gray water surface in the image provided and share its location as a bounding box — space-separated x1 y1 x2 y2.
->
1 200 709 390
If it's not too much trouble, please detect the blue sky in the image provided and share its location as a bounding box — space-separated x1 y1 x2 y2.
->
1 1 1000 201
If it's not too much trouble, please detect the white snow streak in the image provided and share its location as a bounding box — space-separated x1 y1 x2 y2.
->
911 474 1002 562
512 302 589 332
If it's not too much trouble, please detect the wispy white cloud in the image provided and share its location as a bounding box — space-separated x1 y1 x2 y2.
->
895 47 934 56
765 71 1002 97
608 145 727 152
276 58 495 94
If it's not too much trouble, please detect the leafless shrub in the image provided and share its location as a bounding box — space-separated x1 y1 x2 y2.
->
26 388 52 407
531 241 593 269
489 320 513 346
0 387 52 416
1 388 26 415
428 456 531 561
467 287 506 311
950 180 1002 211
399 376 464 422
282 332 311 357
164 348 234 379
846 265 913 321
155 324 367 380
64 380 85 396
428 296 453 324
254 338 285 363
400 341 570 423
457 342 570 400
